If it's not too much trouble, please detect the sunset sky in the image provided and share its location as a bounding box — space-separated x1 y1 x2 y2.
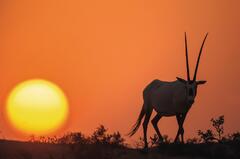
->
0 0 240 143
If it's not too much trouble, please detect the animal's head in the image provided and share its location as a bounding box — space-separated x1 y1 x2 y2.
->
177 33 208 104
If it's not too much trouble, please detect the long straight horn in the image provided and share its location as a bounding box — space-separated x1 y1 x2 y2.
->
193 33 208 81
185 32 190 81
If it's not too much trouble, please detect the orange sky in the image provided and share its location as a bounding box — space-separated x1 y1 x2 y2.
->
0 0 240 143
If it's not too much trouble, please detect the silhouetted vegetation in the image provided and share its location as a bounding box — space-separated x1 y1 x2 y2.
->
186 137 199 144
27 115 240 148
196 115 240 144
58 132 89 144
149 134 172 147
134 137 144 148
198 115 225 143
0 115 239 159
228 132 240 142
28 125 125 148
133 115 240 158
198 129 215 143
211 115 224 140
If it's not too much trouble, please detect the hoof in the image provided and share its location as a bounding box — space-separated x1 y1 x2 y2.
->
174 139 184 144
140 147 148 154
174 138 180 143
158 138 164 144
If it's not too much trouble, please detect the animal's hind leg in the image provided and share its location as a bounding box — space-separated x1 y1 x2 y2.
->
151 113 163 143
142 108 153 149
174 115 181 143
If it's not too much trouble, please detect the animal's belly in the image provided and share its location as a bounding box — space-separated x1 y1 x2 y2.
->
154 110 176 116
152 102 189 116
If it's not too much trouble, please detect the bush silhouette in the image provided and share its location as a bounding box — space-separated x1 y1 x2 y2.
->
27 117 239 148
198 129 215 143
134 137 145 148
211 115 224 141
150 134 172 147
6 118 240 159
108 131 125 146
186 137 199 144
57 132 89 144
27 125 125 147
91 125 108 144
198 115 225 143
90 125 125 146
226 132 240 143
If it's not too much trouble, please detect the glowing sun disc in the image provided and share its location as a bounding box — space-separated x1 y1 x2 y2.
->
6 79 69 135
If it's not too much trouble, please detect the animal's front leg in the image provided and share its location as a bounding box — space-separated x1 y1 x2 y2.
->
175 113 187 143
174 114 185 143
179 113 186 143
174 128 180 143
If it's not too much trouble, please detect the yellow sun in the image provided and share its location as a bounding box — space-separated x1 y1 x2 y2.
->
6 79 69 135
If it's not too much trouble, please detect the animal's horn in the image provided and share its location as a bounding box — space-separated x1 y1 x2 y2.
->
185 32 190 81
193 33 208 81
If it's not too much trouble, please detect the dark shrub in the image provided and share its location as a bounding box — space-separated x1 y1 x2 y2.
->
198 129 216 143
57 132 89 144
211 115 224 141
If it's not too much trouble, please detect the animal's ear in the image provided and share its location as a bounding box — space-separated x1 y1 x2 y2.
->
176 77 187 84
197 80 207 85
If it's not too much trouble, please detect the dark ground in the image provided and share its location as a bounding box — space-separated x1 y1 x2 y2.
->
0 139 239 159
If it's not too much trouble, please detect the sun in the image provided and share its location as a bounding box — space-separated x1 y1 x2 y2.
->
6 79 69 135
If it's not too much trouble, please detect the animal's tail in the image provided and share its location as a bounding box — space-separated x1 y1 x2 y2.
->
128 105 145 137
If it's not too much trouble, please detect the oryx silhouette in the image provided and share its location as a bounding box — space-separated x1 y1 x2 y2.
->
128 33 208 149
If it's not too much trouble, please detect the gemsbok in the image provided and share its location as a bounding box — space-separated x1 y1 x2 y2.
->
128 33 208 149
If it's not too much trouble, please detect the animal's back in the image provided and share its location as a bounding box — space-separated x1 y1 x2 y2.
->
143 79 164 100
145 80 189 115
